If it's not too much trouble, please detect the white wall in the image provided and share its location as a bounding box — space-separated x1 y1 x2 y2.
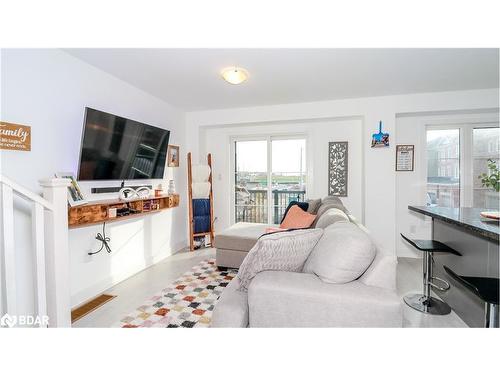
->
203 118 363 231
187 89 499 257
0 49 188 310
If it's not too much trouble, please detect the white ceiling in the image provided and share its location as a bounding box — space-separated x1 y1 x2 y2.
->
65 49 499 111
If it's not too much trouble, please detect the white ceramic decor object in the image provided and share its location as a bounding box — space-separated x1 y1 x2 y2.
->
168 180 176 194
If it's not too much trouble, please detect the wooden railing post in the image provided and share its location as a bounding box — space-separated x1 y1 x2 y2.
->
39 178 71 327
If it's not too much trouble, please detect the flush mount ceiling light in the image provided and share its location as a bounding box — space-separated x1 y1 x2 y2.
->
221 67 249 85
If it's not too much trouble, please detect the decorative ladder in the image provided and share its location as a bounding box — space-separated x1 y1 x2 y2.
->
0 175 71 327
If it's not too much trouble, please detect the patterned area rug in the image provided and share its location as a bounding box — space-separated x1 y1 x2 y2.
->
114 259 237 328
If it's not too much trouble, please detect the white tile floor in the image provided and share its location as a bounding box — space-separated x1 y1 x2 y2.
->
397 257 467 328
72 248 214 328
73 250 468 328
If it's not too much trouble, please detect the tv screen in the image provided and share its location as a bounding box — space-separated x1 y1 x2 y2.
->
78 108 170 180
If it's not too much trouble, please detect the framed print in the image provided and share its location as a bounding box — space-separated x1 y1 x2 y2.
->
55 172 87 206
395 145 414 171
167 144 180 167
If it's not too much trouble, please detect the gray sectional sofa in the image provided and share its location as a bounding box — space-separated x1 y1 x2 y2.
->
211 196 402 327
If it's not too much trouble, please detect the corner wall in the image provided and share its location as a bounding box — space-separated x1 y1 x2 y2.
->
0 49 188 310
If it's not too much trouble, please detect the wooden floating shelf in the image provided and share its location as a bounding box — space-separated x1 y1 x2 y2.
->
68 194 180 229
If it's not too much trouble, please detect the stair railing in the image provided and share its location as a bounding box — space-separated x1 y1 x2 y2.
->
0 175 71 327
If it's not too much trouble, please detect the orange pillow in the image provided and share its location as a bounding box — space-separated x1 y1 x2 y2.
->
265 227 287 234
280 205 316 229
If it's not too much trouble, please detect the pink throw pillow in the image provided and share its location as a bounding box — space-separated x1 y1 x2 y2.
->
265 227 287 234
280 205 316 229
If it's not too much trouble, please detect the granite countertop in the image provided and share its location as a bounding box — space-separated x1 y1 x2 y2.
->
408 206 499 243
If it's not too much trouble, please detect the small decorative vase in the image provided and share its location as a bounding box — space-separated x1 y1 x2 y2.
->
167 180 176 195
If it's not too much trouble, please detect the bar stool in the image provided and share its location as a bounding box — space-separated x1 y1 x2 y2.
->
401 233 461 315
443 266 499 328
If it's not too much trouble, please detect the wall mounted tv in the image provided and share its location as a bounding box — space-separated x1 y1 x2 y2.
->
78 108 170 180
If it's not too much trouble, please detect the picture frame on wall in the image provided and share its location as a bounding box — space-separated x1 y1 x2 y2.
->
328 141 348 197
167 144 180 167
55 172 87 206
395 145 415 171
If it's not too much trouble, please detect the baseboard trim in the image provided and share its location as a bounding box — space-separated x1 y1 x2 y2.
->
71 294 116 323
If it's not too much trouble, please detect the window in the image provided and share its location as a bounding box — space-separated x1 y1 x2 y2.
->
473 127 500 209
233 137 306 224
426 124 499 209
426 129 460 208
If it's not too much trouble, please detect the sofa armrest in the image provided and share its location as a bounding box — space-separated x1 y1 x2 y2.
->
248 271 402 327
211 278 249 328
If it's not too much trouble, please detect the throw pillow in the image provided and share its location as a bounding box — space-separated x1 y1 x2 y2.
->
280 201 309 224
306 198 322 214
314 207 350 229
280 205 316 229
321 196 343 205
303 221 375 284
313 201 349 227
237 228 323 291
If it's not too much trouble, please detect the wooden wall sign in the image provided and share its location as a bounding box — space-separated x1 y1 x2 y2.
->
0 122 31 151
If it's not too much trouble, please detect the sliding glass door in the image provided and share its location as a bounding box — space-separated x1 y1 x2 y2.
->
234 140 268 223
234 137 306 224
271 139 306 223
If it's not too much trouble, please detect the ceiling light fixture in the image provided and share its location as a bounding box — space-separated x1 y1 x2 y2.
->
221 67 249 85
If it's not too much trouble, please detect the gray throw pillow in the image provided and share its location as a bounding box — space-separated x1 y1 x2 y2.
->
322 196 343 205
314 208 350 229
237 228 323 291
313 201 349 226
306 198 321 214
303 221 375 284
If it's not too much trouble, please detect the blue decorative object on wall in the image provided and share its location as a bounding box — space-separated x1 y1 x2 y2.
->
371 121 390 148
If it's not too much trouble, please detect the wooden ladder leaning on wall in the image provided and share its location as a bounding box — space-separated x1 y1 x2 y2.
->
187 152 215 251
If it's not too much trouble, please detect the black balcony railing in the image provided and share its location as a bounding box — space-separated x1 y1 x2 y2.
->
235 189 306 224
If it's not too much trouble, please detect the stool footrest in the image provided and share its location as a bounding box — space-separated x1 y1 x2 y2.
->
430 276 451 292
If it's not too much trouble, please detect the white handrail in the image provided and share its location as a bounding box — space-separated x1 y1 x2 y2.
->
0 175 70 327
0 174 54 211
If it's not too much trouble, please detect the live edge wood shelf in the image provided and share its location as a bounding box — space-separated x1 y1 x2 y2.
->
68 194 180 229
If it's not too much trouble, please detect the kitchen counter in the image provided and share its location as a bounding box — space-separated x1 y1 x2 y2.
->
408 206 499 242
407 205 499 327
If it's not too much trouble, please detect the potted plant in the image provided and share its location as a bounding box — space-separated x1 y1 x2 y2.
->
478 159 499 211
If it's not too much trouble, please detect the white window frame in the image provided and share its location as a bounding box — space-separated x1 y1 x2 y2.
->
230 133 309 225
424 120 498 208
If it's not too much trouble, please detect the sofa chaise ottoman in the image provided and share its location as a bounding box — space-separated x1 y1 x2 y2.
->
214 222 278 269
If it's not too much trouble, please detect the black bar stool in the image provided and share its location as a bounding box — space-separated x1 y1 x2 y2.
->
401 234 461 315
443 266 499 328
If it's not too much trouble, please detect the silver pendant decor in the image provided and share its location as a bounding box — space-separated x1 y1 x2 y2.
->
328 141 348 197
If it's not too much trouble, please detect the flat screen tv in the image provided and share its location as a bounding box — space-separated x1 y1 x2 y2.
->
78 108 170 180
